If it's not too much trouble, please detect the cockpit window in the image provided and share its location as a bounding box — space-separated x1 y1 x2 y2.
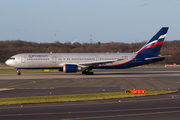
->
9 57 15 60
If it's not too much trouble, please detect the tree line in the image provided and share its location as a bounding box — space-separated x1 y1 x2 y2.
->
0 40 179 65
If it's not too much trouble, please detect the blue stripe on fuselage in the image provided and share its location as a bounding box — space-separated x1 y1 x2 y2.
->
97 54 164 69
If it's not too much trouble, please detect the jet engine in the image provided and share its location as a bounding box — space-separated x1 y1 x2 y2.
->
63 64 78 73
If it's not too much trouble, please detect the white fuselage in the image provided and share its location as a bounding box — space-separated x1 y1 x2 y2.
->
5 53 136 69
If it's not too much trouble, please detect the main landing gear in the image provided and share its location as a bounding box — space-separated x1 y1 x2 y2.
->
82 71 94 75
82 68 94 75
17 69 21 75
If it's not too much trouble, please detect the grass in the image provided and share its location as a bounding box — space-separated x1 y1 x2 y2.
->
0 64 8 67
0 90 178 105
0 69 60 74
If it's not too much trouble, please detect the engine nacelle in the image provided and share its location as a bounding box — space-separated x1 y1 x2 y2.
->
63 64 78 73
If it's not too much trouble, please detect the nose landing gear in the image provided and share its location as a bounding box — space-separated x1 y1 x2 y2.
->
17 69 21 75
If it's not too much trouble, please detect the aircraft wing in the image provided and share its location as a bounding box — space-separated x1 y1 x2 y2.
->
78 59 123 67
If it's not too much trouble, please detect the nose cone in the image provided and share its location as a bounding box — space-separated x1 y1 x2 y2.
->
5 60 9 65
5 60 13 66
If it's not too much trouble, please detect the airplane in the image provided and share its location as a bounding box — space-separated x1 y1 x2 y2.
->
5 27 169 75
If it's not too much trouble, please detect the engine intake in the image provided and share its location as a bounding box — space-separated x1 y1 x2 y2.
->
63 64 78 73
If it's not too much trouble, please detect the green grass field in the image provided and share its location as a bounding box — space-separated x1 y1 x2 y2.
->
0 69 60 74
0 90 177 105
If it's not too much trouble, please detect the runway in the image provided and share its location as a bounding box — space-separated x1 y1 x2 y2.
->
0 67 180 119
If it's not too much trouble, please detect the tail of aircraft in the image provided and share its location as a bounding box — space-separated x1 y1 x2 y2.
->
137 27 169 56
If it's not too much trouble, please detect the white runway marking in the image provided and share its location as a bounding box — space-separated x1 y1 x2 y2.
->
0 88 13 91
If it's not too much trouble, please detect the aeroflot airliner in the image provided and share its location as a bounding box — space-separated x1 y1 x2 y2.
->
6 27 169 75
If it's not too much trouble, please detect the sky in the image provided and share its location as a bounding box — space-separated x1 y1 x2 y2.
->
0 0 180 43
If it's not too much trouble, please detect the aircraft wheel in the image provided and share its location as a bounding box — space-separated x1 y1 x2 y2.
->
90 72 94 75
17 72 21 75
17 69 21 75
86 72 90 75
82 71 86 74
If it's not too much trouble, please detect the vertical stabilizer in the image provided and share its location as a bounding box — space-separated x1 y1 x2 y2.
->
137 27 169 56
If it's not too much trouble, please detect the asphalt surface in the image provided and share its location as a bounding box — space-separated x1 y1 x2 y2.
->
0 67 180 120
0 91 180 120
0 67 180 98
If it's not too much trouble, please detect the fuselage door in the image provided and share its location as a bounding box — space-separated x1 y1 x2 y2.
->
131 56 136 63
52 56 56 63
21 57 25 63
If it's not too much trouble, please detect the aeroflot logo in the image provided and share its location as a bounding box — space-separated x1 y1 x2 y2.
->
29 55 48 58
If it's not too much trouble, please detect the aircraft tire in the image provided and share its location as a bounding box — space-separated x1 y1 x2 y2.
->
82 71 86 74
90 72 94 75
85 72 90 75
17 72 21 75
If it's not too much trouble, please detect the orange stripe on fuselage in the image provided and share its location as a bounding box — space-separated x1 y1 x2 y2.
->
102 40 164 67
100 54 138 67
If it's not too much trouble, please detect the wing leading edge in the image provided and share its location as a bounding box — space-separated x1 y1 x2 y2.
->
78 59 124 67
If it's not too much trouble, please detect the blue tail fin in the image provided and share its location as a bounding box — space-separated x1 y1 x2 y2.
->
137 27 169 56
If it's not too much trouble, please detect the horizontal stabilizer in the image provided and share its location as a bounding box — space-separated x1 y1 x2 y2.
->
145 55 171 60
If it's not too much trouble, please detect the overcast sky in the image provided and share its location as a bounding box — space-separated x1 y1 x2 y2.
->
0 0 180 43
